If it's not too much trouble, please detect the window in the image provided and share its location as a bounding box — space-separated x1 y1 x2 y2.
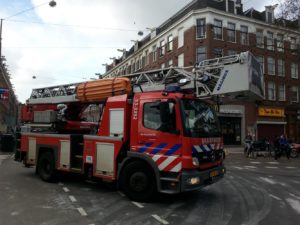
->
213 19 223 40
240 25 248 45
267 12 273 23
178 28 184 48
291 86 299 102
267 57 275 75
290 37 297 54
277 34 284 52
159 40 165 57
277 59 285 77
278 84 285 101
227 22 236 42
227 49 237 56
145 50 149 65
167 35 173 51
196 18 206 39
291 63 299 79
228 0 235 13
161 63 165 69
143 102 176 132
256 30 264 48
267 81 275 100
196 47 206 64
213 48 223 58
267 31 274 50
152 45 157 62
168 59 173 67
256 55 264 73
178 53 184 67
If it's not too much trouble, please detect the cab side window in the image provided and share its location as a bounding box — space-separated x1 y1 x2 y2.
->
143 101 176 132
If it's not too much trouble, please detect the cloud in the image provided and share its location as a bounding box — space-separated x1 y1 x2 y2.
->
2 0 274 102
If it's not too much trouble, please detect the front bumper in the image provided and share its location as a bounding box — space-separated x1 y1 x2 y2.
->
180 165 226 192
159 164 226 194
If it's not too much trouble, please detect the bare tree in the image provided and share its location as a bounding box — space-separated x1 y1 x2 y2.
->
277 0 300 21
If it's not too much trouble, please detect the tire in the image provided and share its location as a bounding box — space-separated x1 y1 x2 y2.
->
37 152 57 182
119 161 156 202
290 149 298 158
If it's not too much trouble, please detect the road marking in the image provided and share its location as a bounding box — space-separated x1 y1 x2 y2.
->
63 187 70 193
260 177 276 184
267 162 279 165
152 215 169 225
132 201 144 208
77 207 87 216
58 182 64 186
118 191 125 197
269 194 282 201
69 195 77 202
250 162 261 164
286 198 300 215
232 166 243 170
11 154 15 159
265 166 278 169
289 193 300 200
286 166 297 169
244 166 257 169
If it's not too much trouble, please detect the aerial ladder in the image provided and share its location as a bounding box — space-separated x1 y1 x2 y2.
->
22 51 263 132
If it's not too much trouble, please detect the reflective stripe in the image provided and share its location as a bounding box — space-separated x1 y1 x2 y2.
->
158 156 177 171
138 142 153 153
165 144 182 155
150 143 167 154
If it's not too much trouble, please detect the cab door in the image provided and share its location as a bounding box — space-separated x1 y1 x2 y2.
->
135 98 183 172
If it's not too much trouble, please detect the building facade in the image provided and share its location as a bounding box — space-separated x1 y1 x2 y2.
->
103 0 300 145
0 57 18 133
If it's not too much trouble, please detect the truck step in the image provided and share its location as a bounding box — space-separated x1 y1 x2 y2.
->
75 155 83 159
71 167 82 172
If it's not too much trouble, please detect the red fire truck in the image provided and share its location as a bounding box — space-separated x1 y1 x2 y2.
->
19 52 263 201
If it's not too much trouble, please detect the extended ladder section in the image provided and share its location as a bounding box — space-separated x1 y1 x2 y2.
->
27 51 264 105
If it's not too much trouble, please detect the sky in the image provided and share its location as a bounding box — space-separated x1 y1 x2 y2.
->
0 0 275 103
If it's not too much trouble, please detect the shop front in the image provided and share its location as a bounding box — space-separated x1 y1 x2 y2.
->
256 107 286 143
218 105 244 145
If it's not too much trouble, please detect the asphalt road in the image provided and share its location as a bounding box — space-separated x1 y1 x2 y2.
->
0 151 300 225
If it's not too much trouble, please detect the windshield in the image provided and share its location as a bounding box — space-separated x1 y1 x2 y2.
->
181 99 221 137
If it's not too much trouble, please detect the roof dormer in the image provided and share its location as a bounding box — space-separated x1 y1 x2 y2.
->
265 4 278 23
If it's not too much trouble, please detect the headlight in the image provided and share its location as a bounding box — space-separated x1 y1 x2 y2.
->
186 177 200 185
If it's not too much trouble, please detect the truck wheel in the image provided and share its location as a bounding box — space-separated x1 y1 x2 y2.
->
120 161 156 202
37 152 57 182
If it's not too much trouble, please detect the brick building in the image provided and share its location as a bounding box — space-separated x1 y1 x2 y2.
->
0 57 18 133
103 0 300 145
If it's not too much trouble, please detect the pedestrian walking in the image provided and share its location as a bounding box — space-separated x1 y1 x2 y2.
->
279 135 291 160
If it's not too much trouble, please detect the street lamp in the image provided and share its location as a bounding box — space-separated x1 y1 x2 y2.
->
0 1 57 58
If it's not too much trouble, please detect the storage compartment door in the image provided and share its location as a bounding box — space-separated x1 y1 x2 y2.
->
27 138 36 164
96 142 114 177
59 140 71 169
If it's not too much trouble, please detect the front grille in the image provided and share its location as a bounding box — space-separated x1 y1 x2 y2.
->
193 149 223 163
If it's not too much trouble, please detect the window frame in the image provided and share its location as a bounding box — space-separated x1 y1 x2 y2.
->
227 22 236 43
240 25 248 45
278 84 285 101
256 29 264 48
267 81 276 101
213 19 223 40
267 57 275 75
291 63 299 79
196 18 206 39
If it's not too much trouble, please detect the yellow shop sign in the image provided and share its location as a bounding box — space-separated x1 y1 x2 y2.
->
258 107 285 117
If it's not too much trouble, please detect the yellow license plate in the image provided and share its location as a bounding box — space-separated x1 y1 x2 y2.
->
210 170 219 177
